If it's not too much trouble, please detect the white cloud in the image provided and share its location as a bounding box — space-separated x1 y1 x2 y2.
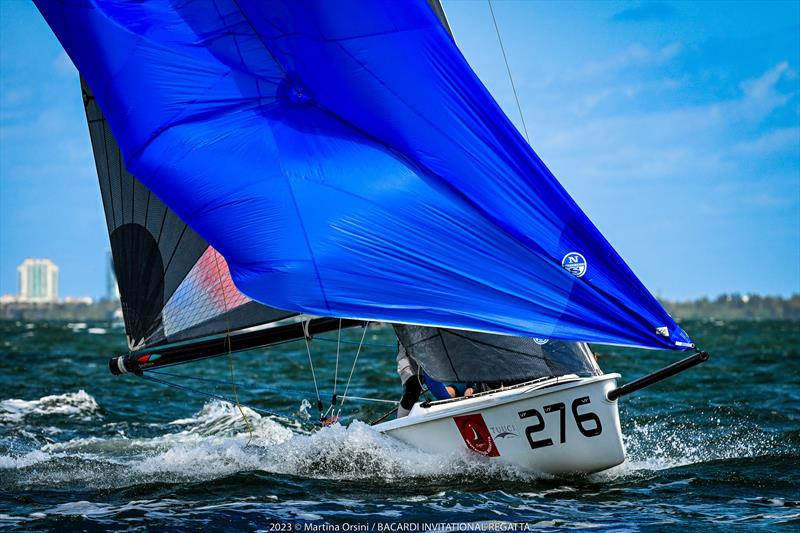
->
578 42 683 78
738 61 795 120
52 51 76 77
536 62 799 186
1 87 32 106
731 127 800 157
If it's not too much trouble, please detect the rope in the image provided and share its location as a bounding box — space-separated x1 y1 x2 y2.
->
487 0 530 144
147 369 393 408
147 369 314 398
302 320 323 415
139 373 307 425
314 337 395 349
339 394 397 405
212 251 254 445
332 318 341 399
369 387 430 425
369 406 399 425
335 325 369 418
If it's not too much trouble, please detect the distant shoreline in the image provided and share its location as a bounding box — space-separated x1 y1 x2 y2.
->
1 293 797 322
0 299 120 321
661 293 799 320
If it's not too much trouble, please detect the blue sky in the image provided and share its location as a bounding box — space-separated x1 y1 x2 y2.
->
1 1 798 300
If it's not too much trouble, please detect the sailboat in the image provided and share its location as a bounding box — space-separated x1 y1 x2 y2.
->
35 0 709 474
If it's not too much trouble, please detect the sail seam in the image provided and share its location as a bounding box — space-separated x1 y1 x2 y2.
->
436 329 461 382
283 168 331 313
98 116 116 229
161 224 189 278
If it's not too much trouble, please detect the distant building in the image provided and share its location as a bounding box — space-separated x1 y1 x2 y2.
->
18 258 59 303
62 296 94 304
105 249 120 300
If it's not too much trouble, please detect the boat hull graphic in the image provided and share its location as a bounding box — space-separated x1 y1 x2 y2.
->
375 374 624 474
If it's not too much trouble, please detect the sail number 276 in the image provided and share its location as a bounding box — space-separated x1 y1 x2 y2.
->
517 396 602 450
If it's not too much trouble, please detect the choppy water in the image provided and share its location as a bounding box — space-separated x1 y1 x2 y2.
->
0 319 797 531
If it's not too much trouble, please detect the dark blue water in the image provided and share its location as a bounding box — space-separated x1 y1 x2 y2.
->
1 319 798 530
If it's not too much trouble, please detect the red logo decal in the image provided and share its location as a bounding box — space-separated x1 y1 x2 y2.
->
453 414 499 457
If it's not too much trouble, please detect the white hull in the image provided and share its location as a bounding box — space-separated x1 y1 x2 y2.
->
374 374 625 474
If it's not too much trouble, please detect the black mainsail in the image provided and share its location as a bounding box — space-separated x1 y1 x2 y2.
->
82 79 298 353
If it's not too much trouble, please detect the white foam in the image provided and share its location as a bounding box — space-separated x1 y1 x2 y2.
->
0 390 99 423
87 327 107 334
0 450 51 469
3 399 539 488
51 501 116 516
9 397 781 490
596 415 778 479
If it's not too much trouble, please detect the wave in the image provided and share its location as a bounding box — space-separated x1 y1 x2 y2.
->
0 392 789 490
0 390 99 423
1 397 536 489
599 413 781 479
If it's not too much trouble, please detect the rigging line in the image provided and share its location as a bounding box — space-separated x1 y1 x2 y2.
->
302 319 323 413
140 373 302 423
314 337 395 349
332 318 341 399
144 370 398 408
335 324 369 418
146 369 394 406
487 0 530 144
213 250 254 445
369 386 430 426
338 394 397 405
369 406 398 425
147 369 315 398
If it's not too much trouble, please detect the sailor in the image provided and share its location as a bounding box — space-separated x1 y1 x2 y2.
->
445 383 475 398
396 341 422 418
396 342 475 417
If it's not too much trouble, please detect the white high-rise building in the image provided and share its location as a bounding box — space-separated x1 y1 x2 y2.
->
18 258 59 303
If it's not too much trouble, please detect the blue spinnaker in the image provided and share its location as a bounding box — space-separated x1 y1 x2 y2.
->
35 0 693 350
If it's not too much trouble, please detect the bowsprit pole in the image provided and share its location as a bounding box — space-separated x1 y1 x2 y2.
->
607 351 710 401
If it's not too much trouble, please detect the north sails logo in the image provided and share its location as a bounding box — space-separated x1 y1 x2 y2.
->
533 337 549 345
562 252 587 277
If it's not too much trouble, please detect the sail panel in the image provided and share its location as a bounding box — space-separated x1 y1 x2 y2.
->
42 2 694 350
81 80 295 350
395 325 601 383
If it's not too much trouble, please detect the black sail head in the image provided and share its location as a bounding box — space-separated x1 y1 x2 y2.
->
81 78 295 351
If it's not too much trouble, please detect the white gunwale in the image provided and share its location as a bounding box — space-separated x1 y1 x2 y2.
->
374 373 621 432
